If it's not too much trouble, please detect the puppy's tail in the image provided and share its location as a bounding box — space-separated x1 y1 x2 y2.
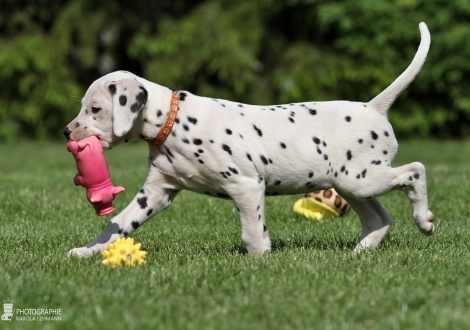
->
368 22 430 116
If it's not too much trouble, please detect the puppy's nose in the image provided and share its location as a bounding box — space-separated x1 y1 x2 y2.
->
63 126 72 140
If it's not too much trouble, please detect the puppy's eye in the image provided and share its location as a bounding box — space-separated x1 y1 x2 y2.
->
91 106 102 114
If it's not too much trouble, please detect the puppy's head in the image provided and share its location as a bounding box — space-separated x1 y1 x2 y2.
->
63 71 148 149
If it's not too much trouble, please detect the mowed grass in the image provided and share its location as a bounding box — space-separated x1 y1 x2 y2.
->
0 140 469 330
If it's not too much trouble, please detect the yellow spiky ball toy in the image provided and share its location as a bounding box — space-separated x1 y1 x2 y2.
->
101 237 147 267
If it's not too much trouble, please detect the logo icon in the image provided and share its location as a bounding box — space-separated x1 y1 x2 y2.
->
2 299 14 322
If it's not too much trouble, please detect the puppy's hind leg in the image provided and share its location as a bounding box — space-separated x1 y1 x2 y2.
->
391 162 434 235
339 161 434 249
226 178 271 255
339 194 393 251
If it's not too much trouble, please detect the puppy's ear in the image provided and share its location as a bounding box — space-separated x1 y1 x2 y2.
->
108 79 148 137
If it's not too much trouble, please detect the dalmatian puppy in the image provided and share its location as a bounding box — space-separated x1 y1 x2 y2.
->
64 23 433 257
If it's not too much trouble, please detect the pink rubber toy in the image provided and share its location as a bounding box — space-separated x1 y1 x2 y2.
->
67 136 124 216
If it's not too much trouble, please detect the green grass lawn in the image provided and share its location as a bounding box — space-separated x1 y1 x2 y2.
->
0 140 469 330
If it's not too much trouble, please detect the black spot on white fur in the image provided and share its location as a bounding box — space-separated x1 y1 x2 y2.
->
164 146 174 158
109 84 116 95
222 144 232 155
135 87 147 106
229 167 238 174
130 103 140 113
119 95 127 106
178 92 187 101
253 125 263 137
137 196 148 209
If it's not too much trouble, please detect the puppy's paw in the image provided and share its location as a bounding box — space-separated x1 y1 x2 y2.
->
246 241 271 256
67 246 101 258
419 210 435 236
353 241 378 252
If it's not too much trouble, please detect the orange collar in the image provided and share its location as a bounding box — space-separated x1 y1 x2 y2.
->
147 91 179 147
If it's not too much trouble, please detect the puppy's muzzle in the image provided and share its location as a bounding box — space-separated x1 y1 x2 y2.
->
63 126 72 140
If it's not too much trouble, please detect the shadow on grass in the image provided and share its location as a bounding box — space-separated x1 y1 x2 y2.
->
271 237 357 252
229 244 248 255
230 237 358 255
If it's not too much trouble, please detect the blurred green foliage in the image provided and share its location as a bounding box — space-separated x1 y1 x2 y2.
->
1 0 470 140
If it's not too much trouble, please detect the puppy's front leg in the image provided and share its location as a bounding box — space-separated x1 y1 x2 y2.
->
68 172 180 257
227 178 271 255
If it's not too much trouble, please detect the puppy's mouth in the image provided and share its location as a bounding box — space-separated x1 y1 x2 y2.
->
72 133 112 150
94 135 112 150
